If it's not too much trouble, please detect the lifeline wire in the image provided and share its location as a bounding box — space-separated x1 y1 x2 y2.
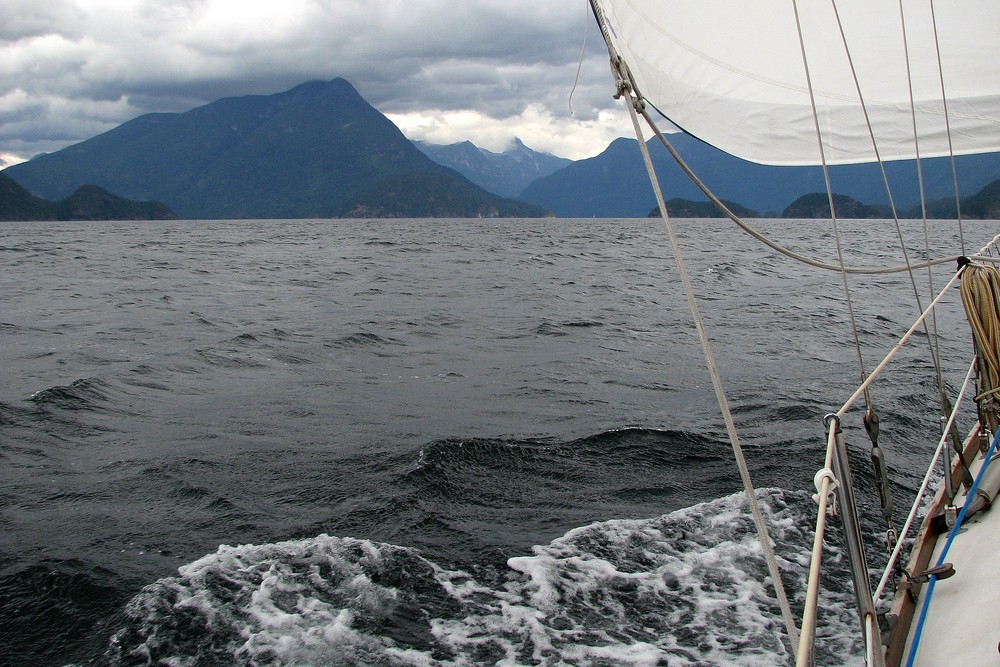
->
870 359 977 604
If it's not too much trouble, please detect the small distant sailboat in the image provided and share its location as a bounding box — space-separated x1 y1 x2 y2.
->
586 1 1000 664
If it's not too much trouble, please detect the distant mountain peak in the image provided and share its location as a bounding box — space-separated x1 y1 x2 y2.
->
284 78 361 99
4 78 548 219
415 138 571 198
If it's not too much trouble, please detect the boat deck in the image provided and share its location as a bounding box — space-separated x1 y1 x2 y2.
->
901 447 1000 665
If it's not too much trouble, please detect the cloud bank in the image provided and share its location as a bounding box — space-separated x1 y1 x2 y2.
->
0 0 631 162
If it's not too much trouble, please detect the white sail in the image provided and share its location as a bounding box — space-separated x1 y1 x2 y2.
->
594 0 1000 166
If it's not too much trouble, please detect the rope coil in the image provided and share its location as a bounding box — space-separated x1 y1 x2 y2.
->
960 261 1000 425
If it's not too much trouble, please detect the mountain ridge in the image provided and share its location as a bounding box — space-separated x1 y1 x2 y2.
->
0 171 177 221
414 138 570 198
518 135 1000 218
5 79 548 219
7 76 1000 220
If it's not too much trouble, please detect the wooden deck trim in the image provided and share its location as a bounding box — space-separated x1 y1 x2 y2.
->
883 423 983 667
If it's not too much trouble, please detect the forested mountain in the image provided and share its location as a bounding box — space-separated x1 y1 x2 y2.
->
0 172 175 221
5 79 548 219
518 135 1000 218
7 76 999 220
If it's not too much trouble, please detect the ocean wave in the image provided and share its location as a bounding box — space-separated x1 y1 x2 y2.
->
0 559 122 667
403 429 729 511
194 348 268 369
534 319 604 336
107 536 452 666
325 332 404 350
105 490 862 666
0 399 37 426
28 378 114 412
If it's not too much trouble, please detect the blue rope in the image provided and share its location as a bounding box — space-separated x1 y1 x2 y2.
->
904 427 1000 667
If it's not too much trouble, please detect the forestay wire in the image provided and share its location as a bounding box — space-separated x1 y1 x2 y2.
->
626 86 802 661
596 23 803 655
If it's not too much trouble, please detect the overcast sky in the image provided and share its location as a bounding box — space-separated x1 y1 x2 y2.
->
0 0 637 169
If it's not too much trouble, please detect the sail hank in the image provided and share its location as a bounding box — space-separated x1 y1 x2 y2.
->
594 0 1000 166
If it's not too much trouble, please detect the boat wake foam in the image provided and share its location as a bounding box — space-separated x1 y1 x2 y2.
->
106 490 863 666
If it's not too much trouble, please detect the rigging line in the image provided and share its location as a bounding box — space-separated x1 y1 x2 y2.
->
870 360 978 604
830 0 963 457
793 7 882 660
826 0 941 518
637 112 958 276
791 0 869 395
834 228 1000 419
584 1 950 279
590 10 959 280
829 0 926 315
899 0 954 436
617 69 801 659
568 0 590 115
638 115 962 277
898 2 938 338
899 0 930 227
828 0 905 222
928 0 966 254
588 6 799 648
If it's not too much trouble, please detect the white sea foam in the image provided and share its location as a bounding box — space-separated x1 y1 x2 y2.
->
111 490 864 666
429 489 864 666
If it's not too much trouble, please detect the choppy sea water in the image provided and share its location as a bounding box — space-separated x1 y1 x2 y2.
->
1 217 994 666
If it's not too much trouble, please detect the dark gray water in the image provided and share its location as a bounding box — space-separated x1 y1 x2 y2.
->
1 217 992 666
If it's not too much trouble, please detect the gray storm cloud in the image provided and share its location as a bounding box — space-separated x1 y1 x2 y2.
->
0 0 627 162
